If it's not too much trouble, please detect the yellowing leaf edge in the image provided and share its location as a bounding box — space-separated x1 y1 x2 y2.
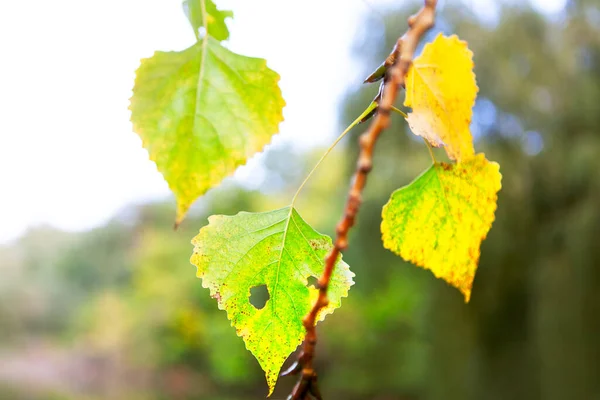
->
404 33 479 162
381 154 502 302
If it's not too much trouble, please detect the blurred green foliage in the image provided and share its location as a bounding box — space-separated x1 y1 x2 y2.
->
1 1 599 399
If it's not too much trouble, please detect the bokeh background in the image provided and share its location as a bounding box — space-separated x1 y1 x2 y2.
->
1 0 599 399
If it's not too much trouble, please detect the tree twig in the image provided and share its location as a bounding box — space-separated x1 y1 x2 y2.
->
284 2 438 398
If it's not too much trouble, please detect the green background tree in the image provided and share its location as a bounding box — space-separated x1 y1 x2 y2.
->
1 1 599 399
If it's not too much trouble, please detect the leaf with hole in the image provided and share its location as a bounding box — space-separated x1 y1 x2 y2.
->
130 34 285 225
381 154 501 302
404 33 478 162
190 207 354 395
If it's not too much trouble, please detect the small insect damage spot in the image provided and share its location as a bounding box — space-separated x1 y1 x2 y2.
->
306 275 319 289
309 239 329 251
249 284 270 310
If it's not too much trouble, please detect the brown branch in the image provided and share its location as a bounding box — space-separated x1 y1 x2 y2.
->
284 1 438 399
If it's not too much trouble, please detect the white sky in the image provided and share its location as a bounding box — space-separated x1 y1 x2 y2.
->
0 0 564 244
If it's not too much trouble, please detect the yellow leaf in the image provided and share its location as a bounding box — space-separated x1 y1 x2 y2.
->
404 34 478 162
381 154 501 302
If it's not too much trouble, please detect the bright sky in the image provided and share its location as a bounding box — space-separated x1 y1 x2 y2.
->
0 0 564 244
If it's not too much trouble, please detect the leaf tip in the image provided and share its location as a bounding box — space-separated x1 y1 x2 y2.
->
463 290 472 303
266 378 276 397
175 200 191 228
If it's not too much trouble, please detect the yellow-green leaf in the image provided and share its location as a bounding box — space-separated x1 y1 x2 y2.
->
130 37 285 224
190 207 354 395
381 154 501 302
404 34 478 162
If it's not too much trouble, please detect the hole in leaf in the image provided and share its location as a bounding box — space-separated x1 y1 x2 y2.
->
249 285 270 310
306 276 319 289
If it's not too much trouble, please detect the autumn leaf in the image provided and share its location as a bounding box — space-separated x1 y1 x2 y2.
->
404 34 478 162
381 154 501 302
190 207 354 395
130 36 285 224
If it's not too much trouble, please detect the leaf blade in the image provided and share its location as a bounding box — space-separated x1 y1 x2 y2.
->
381 154 501 302
130 38 285 223
190 207 354 394
404 34 478 162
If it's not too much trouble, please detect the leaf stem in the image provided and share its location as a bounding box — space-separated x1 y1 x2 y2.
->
287 1 439 398
424 138 437 164
391 105 409 119
290 102 378 207
390 104 437 163
199 0 208 37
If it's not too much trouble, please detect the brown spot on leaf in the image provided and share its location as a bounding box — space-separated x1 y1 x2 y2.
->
309 239 329 251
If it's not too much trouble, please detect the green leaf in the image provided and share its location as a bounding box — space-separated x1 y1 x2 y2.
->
381 154 502 302
130 37 285 224
190 207 354 395
183 0 233 41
